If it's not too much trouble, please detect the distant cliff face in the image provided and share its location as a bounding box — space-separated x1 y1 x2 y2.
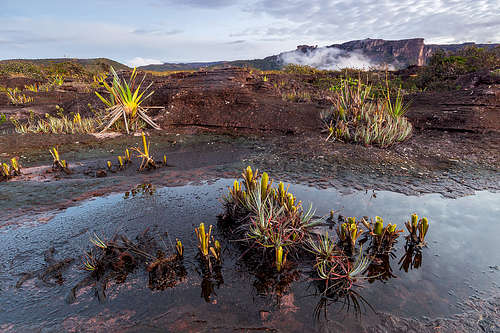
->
327 38 499 68
329 38 427 66
139 38 499 72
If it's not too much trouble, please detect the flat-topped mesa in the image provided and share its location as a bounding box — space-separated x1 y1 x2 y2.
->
296 45 319 53
326 38 500 68
328 38 427 67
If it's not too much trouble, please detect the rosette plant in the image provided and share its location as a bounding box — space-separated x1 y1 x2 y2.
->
96 66 160 134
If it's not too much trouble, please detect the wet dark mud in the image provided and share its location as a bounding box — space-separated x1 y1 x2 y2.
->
1 131 499 225
0 179 499 332
0 127 499 332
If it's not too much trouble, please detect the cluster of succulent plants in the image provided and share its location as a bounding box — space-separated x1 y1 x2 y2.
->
223 167 431 294
223 166 318 272
195 222 222 268
321 76 413 147
4 87 34 105
75 230 186 301
11 112 99 134
1 157 21 181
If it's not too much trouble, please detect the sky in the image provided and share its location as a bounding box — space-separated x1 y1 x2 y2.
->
1 0 499 67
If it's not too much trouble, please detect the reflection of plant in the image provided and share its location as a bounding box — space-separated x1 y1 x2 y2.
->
405 214 429 246
399 242 423 272
95 66 160 134
366 252 397 283
274 246 287 272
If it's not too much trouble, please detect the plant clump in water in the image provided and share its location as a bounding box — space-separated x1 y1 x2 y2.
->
72 229 186 302
222 166 432 298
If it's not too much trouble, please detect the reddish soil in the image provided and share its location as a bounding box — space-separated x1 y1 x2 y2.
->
0 67 499 183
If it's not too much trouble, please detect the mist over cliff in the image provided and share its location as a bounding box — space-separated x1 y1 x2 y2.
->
139 38 499 72
278 45 392 70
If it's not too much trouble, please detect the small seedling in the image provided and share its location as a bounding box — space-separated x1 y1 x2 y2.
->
275 245 287 272
1 163 11 179
405 214 429 246
49 147 70 174
210 239 222 263
195 222 212 258
118 156 124 169
125 149 131 164
337 217 363 253
10 158 20 176
175 239 184 258
132 132 156 170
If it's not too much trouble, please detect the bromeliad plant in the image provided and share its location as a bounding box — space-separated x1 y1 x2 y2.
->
316 246 371 293
306 231 338 263
362 216 403 253
131 132 156 171
49 147 70 174
1 158 21 180
321 76 412 147
194 222 222 265
224 166 318 272
95 66 160 134
405 214 430 247
195 222 212 259
336 217 364 255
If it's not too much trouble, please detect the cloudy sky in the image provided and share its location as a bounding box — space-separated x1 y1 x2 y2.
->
1 0 499 66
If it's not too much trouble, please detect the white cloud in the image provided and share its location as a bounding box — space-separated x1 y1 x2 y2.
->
126 57 163 67
280 47 381 70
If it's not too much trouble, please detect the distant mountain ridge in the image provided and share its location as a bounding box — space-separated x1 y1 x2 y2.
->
0 58 130 71
140 38 499 71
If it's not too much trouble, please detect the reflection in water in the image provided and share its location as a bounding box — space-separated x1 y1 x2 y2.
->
253 268 301 307
124 183 156 199
198 261 224 303
311 283 375 321
366 252 397 283
399 241 423 272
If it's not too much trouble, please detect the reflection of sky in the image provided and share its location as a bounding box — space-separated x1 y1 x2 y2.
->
1 0 499 64
293 184 500 316
1 179 498 325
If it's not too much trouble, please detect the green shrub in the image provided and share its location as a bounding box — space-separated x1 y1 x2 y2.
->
413 46 500 90
322 77 412 147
